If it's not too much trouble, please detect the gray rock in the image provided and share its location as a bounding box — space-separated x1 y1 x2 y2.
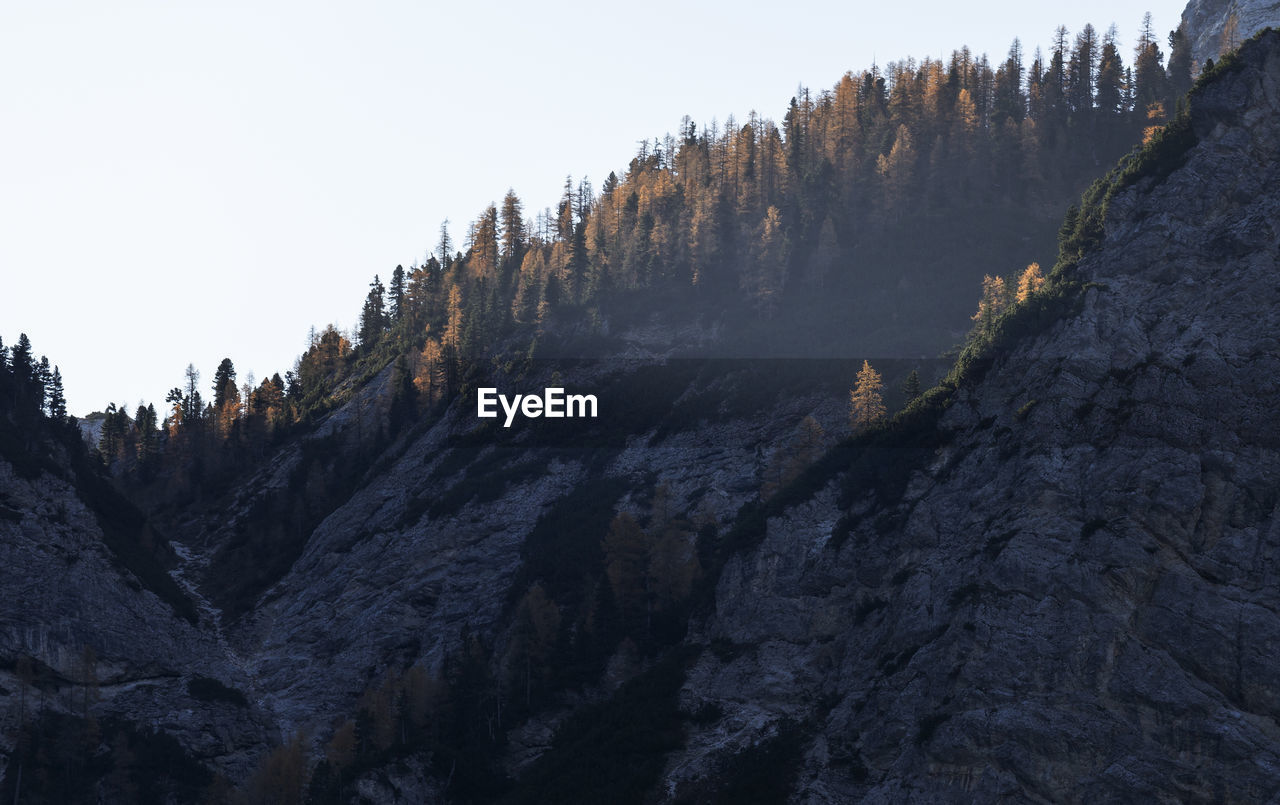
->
658 31 1280 802
1182 0 1280 69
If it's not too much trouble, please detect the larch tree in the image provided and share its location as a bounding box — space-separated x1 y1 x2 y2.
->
1016 262 1046 301
1221 8 1241 53
849 360 887 432
500 189 526 279
443 285 465 352
971 274 1010 335
437 220 453 269
469 204 500 282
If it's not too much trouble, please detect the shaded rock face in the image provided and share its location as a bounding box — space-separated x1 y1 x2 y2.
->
666 32 1280 802
1182 0 1280 68
0 456 273 782
214 366 851 742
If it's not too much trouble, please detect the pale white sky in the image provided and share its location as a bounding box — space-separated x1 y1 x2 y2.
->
1 0 1184 415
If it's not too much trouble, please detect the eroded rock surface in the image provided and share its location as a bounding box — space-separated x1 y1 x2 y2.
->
663 32 1280 802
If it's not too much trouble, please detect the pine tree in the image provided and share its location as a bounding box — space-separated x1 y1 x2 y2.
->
849 360 886 432
1134 14 1169 115
99 402 121 459
902 369 922 402
10 333 34 392
183 364 203 427
500 189 527 281
437 220 454 269
1168 23 1194 103
1043 27 1070 127
1068 24 1099 116
134 403 156 472
388 264 406 323
48 366 67 420
994 39 1026 123
35 356 51 413
212 358 236 410
1095 27 1126 119
358 274 389 348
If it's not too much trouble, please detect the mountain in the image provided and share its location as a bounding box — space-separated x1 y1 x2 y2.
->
1182 0 1280 67
659 31 1280 801
4 18 1280 805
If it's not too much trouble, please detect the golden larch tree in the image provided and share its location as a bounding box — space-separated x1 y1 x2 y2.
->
971 274 1010 335
849 360 886 432
1016 262 1046 302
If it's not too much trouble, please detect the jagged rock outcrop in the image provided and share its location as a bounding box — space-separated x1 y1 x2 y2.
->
1182 0 1280 68
663 31 1280 801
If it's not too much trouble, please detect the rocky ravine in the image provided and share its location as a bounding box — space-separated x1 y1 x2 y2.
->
663 31 1280 802
0 451 274 784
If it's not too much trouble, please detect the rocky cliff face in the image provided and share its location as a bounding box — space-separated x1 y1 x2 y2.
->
1182 0 1280 68
0 449 273 786
664 31 1280 801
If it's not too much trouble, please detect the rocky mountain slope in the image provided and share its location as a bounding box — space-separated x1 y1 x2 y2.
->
0 439 274 792
1182 0 1280 67
662 30 1280 802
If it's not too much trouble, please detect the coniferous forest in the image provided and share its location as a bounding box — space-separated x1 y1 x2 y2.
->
72 17 1194 480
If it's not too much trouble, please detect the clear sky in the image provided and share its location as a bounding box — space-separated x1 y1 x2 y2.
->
1 0 1185 416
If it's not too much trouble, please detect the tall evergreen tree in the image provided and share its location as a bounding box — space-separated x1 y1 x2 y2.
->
212 358 237 410
994 39 1026 123
500 189 526 282
1068 24 1099 116
1134 13 1169 114
1168 23 1194 103
437 220 454 269
48 366 67 421
183 364 204 426
902 369 922 402
388 264 406 324
359 275 389 348
1044 27 1070 127
1095 26 1126 119
11 333 34 389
